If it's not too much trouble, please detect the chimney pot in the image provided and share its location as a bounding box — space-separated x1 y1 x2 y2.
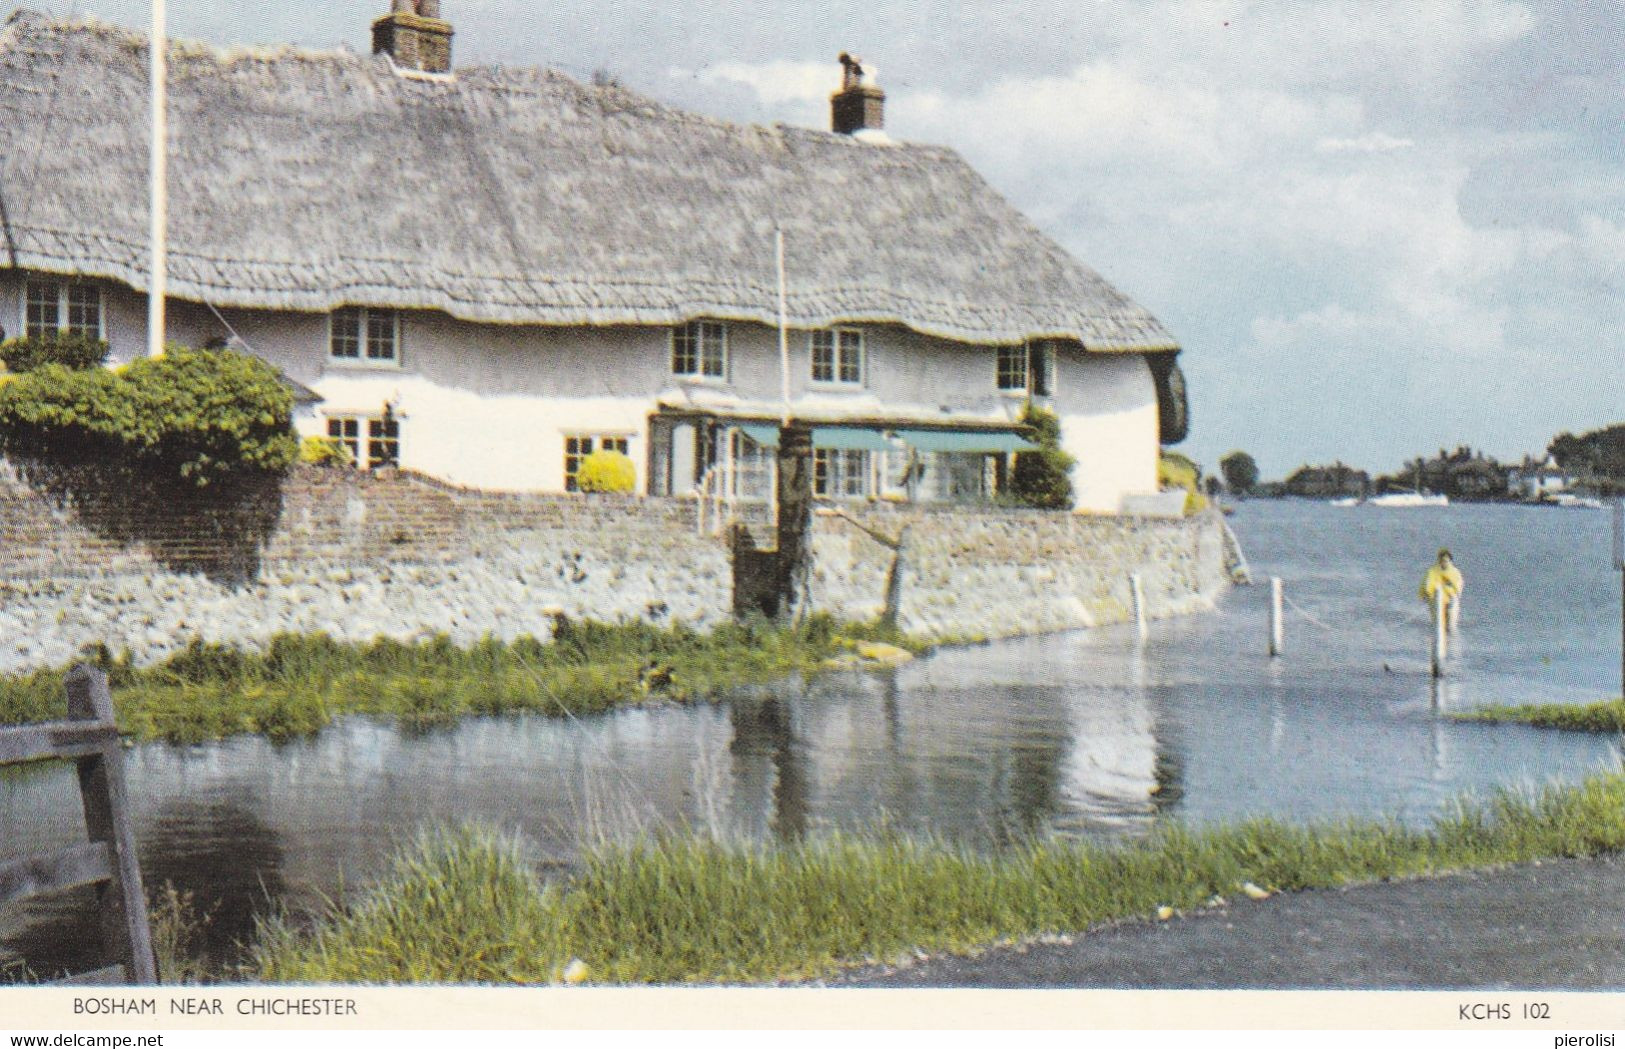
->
831 53 885 135
373 1 454 74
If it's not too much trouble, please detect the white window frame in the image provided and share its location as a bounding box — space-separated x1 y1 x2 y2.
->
813 448 871 500
810 328 865 387
671 320 728 381
20 278 104 341
564 432 634 493
328 306 402 368
325 413 401 469
995 341 1055 397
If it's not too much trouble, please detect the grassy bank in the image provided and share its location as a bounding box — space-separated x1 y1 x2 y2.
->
1454 697 1625 733
0 616 915 744
249 771 1625 985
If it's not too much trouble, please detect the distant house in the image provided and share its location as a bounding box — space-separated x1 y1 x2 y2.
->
0 5 1187 512
1282 462 1368 499
1511 456 1569 500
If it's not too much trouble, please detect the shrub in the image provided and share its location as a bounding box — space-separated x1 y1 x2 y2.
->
1008 404 1074 509
0 347 298 486
576 449 635 494
300 435 352 467
0 331 109 373
1158 451 1209 514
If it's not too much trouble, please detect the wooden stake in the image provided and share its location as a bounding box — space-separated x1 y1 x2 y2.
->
1269 576 1283 658
1432 585 1448 678
1130 572 1148 643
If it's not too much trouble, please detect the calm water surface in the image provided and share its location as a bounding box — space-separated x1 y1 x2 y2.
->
4 500 1621 973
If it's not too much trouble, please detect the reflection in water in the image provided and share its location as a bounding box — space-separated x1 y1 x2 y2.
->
2 796 284 977
729 695 808 840
4 503 1623 973
140 798 287 970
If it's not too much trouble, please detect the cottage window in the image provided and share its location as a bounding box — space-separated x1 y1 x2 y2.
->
329 307 399 364
24 279 103 340
326 415 400 469
995 341 1053 397
813 448 870 499
564 434 631 492
671 321 726 379
811 329 864 385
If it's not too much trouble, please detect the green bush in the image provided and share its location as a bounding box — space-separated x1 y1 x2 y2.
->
1008 404 1074 509
300 435 352 467
577 449 636 493
1158 451 1208 514
0 331 109 373
0 347 298 486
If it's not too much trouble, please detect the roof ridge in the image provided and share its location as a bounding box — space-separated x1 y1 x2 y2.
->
3 7 963 158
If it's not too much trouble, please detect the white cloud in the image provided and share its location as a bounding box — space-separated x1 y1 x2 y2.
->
1315 132 1417 154
678 59 833 107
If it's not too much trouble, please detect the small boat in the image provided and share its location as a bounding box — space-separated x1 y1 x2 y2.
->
1367 492 1449 507
1547 493 1608 509
1329 496 1361 507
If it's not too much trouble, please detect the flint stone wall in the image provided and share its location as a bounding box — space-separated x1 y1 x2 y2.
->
808 503 1235 641
0 463 1238 673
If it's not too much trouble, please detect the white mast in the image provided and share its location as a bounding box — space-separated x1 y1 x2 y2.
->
147 0 167 358
776 228 790 427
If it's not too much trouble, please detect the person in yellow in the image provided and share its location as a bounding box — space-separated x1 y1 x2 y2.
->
1419 548 1464 630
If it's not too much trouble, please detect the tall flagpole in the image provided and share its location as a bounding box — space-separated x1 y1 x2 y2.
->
148 0 167 358
776 228 790 427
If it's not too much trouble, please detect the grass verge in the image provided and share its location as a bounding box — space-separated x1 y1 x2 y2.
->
0 616 918 744
1453 698 1625 733
248 771 1625 985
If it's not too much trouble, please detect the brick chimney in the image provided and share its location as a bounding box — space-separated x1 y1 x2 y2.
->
373 0 454 74
831 53 885 135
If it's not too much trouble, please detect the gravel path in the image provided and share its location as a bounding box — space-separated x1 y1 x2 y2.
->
835 855 1625 989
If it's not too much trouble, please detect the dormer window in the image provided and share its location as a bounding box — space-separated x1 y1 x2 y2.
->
330 307 399 365
996 341 1054 397
24 279 102 340
672 321 726 379
811 328 864 386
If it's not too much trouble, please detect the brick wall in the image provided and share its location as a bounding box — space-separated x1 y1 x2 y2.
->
0 463 732 672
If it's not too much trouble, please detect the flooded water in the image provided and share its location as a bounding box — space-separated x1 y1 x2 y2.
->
4 500 1622 975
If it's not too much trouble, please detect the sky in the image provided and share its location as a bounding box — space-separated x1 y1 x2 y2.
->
29 0 1625 479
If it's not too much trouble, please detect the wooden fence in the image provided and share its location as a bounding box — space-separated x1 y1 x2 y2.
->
0 666 155 984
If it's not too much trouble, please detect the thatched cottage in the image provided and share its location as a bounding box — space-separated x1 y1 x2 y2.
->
0 5 1186 512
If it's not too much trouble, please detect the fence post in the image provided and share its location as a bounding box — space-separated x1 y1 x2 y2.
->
1130 572 1148 643
64 666 156 984
1431 586 1448 678
1269 577 1284 658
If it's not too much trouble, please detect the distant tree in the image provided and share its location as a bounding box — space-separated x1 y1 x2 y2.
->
1219 450 1259 495
1548 431 1588 471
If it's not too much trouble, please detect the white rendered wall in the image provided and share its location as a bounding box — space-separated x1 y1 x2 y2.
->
0 274 1164 506
1053 351 1161 513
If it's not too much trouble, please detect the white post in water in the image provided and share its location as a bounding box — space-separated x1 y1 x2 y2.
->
147 0 167 358
1614 498 1624 700
1268 576 1284 658
1432 585 1448 678
1130 572 1148 643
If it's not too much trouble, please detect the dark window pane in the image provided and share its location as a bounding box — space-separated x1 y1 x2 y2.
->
366 310 397 361
331 308 362 359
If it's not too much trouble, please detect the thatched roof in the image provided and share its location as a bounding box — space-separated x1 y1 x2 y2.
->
0 10 1178 352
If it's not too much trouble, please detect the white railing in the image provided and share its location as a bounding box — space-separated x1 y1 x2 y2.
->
693 427 779 544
